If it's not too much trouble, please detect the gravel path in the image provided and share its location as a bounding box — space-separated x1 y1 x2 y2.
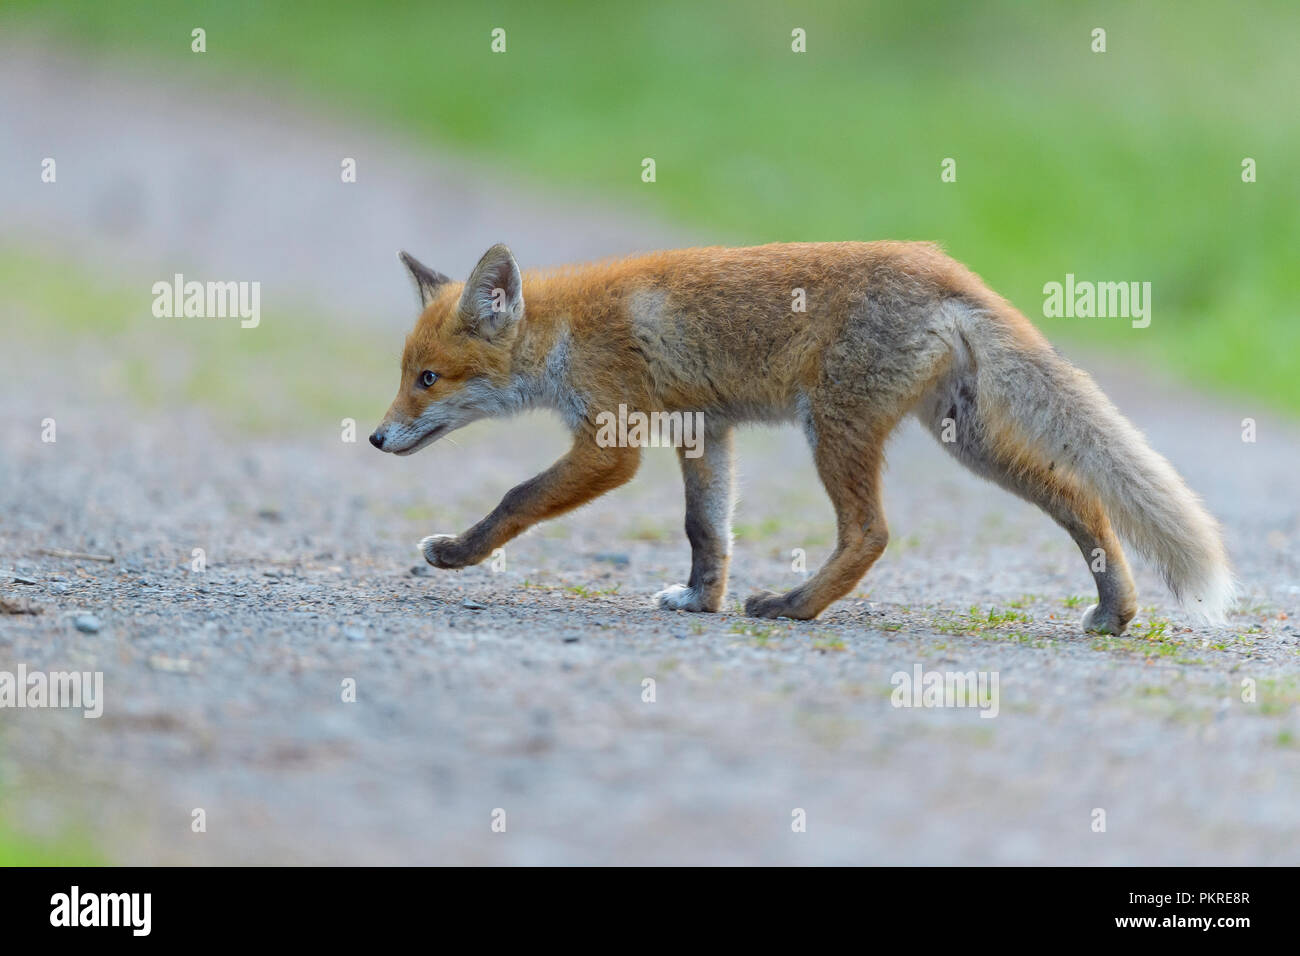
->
2 40 1298 865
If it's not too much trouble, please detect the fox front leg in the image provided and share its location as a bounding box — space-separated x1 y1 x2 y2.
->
419 435 641 570
655 426 734 612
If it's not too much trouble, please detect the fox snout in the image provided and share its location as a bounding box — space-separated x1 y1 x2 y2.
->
367 415 422 455
369 411 400 451
368 405 409 453
369 408 453 456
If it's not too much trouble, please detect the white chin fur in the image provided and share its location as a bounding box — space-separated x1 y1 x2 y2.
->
391 424 446 456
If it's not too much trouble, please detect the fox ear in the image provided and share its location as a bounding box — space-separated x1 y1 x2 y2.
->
398 250 451 308
457 243 523 337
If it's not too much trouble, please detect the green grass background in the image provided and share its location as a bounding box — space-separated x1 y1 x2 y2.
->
0 733 103 865
6 0 1297 413
3 247 391 433
0 818 100 866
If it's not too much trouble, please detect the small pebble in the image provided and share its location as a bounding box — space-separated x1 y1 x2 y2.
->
343 627 366 641
13 575 37 585
462 599 487 610
149 655 195 674
74 614 101 634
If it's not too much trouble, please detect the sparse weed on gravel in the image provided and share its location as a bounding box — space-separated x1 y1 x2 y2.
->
519 579 622 600
728 620 788 645
934 604 1032 637
1256 677 1300 717
1089 618 1207 665
566 583 622 599
811 637 847 653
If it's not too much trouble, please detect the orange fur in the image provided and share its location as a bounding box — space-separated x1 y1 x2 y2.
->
373 242 1232 631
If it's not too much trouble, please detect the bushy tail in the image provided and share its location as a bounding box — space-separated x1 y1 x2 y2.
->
959 305 1235 622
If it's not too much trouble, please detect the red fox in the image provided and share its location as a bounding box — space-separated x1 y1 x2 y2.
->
371 242 1234 634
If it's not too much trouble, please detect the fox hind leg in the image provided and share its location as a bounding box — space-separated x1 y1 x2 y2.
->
989 457 1137 634
745 422 889 621
1031 478 1138 635
917 383 1138 634
656 426 734 612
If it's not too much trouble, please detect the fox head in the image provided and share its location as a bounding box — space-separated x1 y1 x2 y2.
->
370 243 525 455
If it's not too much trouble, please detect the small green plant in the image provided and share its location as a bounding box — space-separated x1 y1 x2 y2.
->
566 582 621 598
1139 618 1171 641
729 621 785 643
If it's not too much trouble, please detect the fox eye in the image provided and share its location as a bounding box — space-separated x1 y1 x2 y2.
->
418 370 438 388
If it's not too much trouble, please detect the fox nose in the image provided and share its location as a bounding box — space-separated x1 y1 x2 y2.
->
369 429 386 449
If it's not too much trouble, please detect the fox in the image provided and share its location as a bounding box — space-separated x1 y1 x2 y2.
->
371 241 1235 634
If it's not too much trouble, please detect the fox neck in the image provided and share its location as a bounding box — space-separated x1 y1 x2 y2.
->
490 301 587 430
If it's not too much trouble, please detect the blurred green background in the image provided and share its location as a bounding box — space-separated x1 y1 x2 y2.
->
5 0 1298 414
